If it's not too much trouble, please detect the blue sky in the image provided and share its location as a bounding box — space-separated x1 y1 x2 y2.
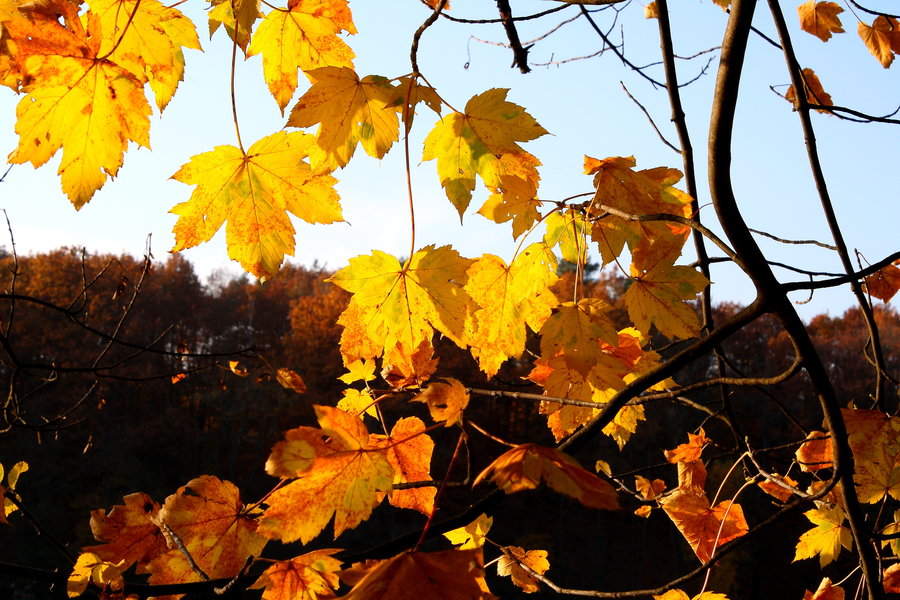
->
0 0 897 320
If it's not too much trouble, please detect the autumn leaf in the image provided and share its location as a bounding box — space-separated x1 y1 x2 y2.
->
67 552 123 598
148 476 267 586
654 591 729 600
794 504 852 567
370 416 436 515
664 429 708 464
82 492 167 571
842 408 900 503
444 514 493 549
796 430 833 472
338 388 378 418
645 1 658 19
624 252 709 339
659 489 748 563
339 359 376 384
0 461 27 524
465 243 558 377
3 1 152 208
797 1 844 42
339 549 492 600
423 88 547 219
328 245 475 379
864 262 900 302
543 209 590 265
497 546 549 594
276 367 307 393
249 549 343 600
885 563 900 593
474 443 619 510
757 473 800 504
208 0 261 51
89 0 201 110
287 66 400 169
380 339 439 389
248 0 356 112
803 578 845 600
413 378 469 427
785 68 834 112
170 131 342 281
258 405 394 544
858 16 900 68
636 475 666 500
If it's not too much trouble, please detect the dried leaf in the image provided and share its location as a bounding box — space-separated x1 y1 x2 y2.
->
276 367 307 394
249 549 343 600
785 68 834 112
497 546 548 594
413 378 469 427
659 489 748 563
858 16 900 68
797 1 844 42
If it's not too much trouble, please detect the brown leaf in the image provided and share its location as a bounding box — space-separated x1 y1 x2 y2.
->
497 546 549 594
858 16 900 68
797 1 844 42
276 367 307 394
785 68 833 112
412 378 469 427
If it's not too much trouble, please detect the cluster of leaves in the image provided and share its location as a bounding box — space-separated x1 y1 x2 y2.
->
3 0 900 599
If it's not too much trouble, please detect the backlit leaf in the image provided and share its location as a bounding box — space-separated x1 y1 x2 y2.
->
67 552 123 598
423 88 547 219
340 549 491 600
82 492 166 571
413 378 469 427
864 262 900 302
208 0 260 51
276 367 307 393
474 443 619 510
659 489 748 563
371 416 436 515
258 405 394 544
170 131 342 281
624 253 708 339
444 514 493 549
248 0 356 112
858 16 900 68
785 68 833 112
794 505 852 567
287 66 400 169
796 430 833 472
797 1 844 42
249 549 343 600
497 546 549 594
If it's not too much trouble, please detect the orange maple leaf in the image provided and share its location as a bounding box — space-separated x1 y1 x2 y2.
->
276 367 307 393
497 546 549 594
785 68 834 112
796 430 833 472
664 429 709 464
864 262 900 302
474 443 619 510
258 405 394 544
247 0 356 112
803 577 845 600
82 492 167 571
67 552 124 598
340 549 492 600
858 16 900 68
659 489 748 563
422 88 547 219
843 408 900 503
0 461 27 524
147 476 268 586
797 1 844 42
250 549 343 600
370 416 436 516
170 131 342 281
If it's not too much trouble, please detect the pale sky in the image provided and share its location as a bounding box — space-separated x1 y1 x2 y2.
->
1 0 897 320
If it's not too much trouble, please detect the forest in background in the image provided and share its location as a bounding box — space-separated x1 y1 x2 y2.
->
2 248 898 599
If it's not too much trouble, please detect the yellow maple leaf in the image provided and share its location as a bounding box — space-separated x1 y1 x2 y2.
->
170 131 342 281
287 66 400 169
249 549 343 600
843 408 900 503
659 488 748 563
624 252 709 339
413 378 469 427
248 0 356 112
0 461 27 523
858 16 900 68
338 387 378 418
797 1 844 42
444 514 493 549
785 68 834 112
543 209 590 265
474 443 620 510
258 405 394 544
423 88 547 219
67 552 124 598
89 0 201 110
4 1 152 208
655 591 729 600
465 244 558 377
497 546 549 594
208 0 260 51
794 504 852 568
370 416 436 516
328 245 475 378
